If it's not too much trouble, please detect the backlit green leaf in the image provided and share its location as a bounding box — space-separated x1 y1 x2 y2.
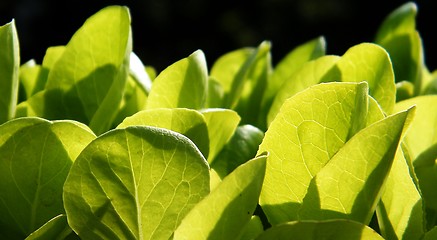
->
0 19 19 123
17 6 132 135
210 47 253 96
25 215 77 240
200 108 240 163
259 82 403 224
146 50 208 110
375 2 417 43
256 220 383 240
377 149 424 240
336 43 396 114
117 108 209 158
63 126 210 240
424 226 437 240
414 143 437 213
260 82 370 224
42 46 65 70
174 154 266 240
298 108 414 223
395 96 437 161
267 55 340 125
262 36 326 119
211 124 264 178
236 216 264 240
375 2 423 93
0 118 96 239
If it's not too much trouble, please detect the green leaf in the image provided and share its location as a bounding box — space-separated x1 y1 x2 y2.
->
258 82 406 224
227 41 271 113
208 41 272 126
63 126 210 240
375 2 423 93
210 47 253 96
267 55 340 125
129 52 152 94
18 6 132 135
424 226 437 240
236 216 264 240
396 81 415 101
117 108 209 158
336 43 396 114
262 36 326 119
414 143 437 211
260 82 370 224
174 154 267 240
233 41 272 128
25 215 77 240
298 107 414 223
377 149 425 240
112 75 148 127
211 124 264 178
146 50 208 110
375 2 417 43
18 60 48 101
206 77 225 108
255 220 384 240
0 118 96 239
42 46 65 70
200 108 241 163
0 19 19 124
395 96 437 161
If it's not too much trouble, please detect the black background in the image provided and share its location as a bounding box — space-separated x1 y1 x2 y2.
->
1 0 436 73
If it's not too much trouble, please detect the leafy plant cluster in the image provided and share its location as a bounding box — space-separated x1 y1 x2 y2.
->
1 2 437 239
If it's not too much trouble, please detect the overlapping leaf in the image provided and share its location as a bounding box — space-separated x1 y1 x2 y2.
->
376 149 424 240
25 215 76 240
200 108 240 163
174 154 266 240
117 108 209 158
256 220 384 239
267 55 340 124
63 126 210 240
0 19 19 124
259 82 413 225
16 6 132 135
146 50 208 110
261 36 326 115
375 2 423 94
0 118 96 239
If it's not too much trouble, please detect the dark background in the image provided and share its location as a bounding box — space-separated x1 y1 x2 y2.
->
1 0 436 73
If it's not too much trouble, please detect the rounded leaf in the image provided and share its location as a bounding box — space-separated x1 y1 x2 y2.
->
0 118 95 239
63 126 210 240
